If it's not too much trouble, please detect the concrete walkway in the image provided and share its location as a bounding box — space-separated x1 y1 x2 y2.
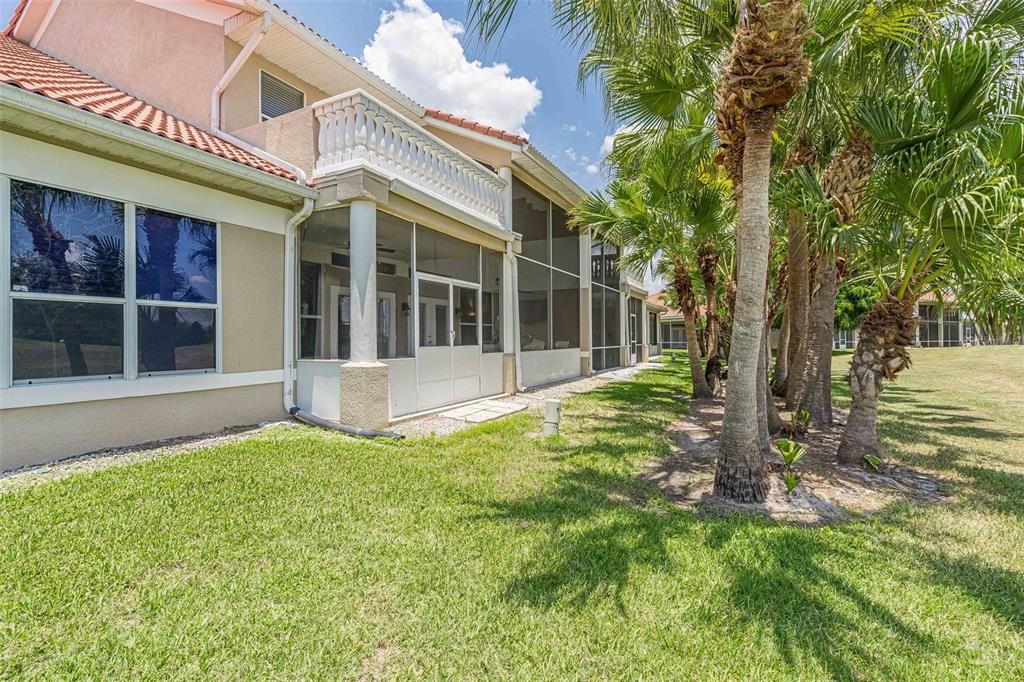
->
391 362 660 437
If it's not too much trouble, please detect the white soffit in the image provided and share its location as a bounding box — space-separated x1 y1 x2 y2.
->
227 9 424 122
137 0 241 25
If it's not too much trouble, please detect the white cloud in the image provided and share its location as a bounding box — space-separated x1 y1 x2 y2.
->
585 163 600 175
362 0 542 133
562 123 578 132
580 155 590 162
600 124 642 156
600 133 617 156
564 147 578 161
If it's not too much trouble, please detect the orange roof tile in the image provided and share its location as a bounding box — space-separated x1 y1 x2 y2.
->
0 34 297 182
424 108 528 146
3 0 26 37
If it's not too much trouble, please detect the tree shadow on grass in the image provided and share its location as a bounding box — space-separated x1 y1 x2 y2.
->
711 527 940 679
471 362 962 676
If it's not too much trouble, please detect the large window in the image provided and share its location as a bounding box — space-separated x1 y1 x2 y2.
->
135 207 217 374
482 250 503 352
591 284 621 371
918 304 939 347
513 179 549 264
518 259 549 350
7 179 218 384
512 178 581 352
943 308 961 346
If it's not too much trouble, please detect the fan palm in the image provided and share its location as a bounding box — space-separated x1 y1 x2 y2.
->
572 150 735 398
835 31 1024 463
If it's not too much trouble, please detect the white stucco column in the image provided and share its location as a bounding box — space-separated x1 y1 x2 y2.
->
349 200 378 363
339 200 390 429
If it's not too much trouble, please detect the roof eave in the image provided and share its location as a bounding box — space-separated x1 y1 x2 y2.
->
513 145 587 207
1 83 318 203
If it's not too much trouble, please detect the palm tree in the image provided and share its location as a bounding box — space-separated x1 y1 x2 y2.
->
836 30 1024 463
572 149 735 398
711 0 812 501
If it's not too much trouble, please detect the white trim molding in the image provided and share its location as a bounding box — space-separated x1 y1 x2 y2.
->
0 369 284 410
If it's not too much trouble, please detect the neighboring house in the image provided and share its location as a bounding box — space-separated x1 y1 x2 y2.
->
650 290 976 353
0 0 652 470
648 292 697 352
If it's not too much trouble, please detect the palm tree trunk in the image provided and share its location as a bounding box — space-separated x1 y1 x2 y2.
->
772 306 790 394
764 323 783 434
684 310 714 399
784 209 809 408
837 290 918 464
715 108 774 502
672 260 713 399
797 257 837 428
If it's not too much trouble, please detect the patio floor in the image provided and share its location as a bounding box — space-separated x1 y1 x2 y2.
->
391 362 661 437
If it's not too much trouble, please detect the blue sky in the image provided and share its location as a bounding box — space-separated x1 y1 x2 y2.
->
274 0 613 191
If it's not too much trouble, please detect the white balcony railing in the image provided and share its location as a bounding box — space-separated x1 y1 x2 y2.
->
314 90 507 227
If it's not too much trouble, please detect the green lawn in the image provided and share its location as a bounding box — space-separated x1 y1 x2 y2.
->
2 347 1022 679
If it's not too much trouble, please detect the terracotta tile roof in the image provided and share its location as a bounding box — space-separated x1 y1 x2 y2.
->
424 108 528 146
3 0 26 37
0 34 298 181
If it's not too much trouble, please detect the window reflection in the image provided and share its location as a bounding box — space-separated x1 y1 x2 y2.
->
138 306 215 373
136 207 217 303
12 299 123 381
10 180 124 297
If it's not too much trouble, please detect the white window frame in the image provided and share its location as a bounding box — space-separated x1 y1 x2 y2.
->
259 69 306 122
2 174 222 390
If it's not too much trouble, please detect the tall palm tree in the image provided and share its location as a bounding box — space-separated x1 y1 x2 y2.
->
712 0 811 501
836 30 1024 462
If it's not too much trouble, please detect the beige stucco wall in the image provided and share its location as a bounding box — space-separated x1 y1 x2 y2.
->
424 126 515 171
220 224 285 373
231 107 319 182
34 0 225 129
0 383 285 471
221 42 330 133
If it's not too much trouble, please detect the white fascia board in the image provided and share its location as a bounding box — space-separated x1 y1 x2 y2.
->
0 83 318 202
250 0 425 117
519 146 587 199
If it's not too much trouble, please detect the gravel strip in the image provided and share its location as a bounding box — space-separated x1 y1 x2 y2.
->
0 421 300 495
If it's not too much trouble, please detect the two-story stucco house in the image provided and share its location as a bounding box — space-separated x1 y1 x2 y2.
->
0 0 655 470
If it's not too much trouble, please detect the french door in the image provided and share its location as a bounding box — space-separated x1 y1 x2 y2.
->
415 274 482 410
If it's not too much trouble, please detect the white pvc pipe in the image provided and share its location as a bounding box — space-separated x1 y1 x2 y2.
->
283 197 314 414
210 11 307 184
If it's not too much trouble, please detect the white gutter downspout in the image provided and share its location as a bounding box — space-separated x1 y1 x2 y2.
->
508 242 526 392
210 11 307 184
283 197 314 414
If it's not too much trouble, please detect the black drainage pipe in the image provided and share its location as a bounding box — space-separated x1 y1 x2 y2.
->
289 407 405 440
